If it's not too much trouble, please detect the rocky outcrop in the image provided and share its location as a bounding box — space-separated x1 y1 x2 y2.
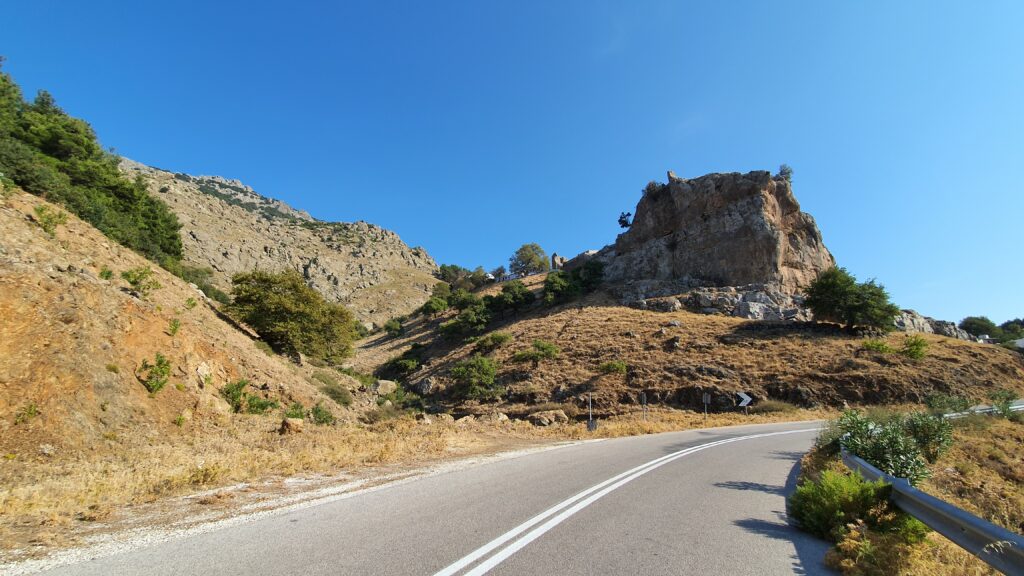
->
574 170 834 295
629 284 812 321
120 159 438 325
895 310 973 340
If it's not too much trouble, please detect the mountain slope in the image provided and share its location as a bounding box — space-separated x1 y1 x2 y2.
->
120 159 438 326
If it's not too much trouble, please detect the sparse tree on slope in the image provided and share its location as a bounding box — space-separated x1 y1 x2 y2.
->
803 267 899 331
509 243 548 277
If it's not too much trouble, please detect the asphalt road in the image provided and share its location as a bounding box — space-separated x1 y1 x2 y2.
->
37 421 833 576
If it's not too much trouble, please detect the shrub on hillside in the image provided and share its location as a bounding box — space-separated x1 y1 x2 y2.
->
221 379 279 414
598 360 628 375
138 353 171 394
924 393 971 415
543 261 604 305
32 205 67 237
512 339 560 366
450 355 501 401
861 339 894 354
748 399 798 414
420 296 449 316
902 412 952 463
988 388 1017 418
829 410 931 485
121 266 161 298
449 288 482 311
284 402 305 419
789 469 893 542
311 402 335 425
440 303 492 338
163 262 230 305
803 267 899 331
228 270 358 364
485 280 535 317
474 331 512 353
384 318 403 338
899 335 928 360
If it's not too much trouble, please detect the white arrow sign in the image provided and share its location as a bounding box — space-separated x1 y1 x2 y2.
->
737 392 752 407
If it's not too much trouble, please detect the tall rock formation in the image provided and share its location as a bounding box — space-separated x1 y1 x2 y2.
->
120 159 437 325
594 170 834 293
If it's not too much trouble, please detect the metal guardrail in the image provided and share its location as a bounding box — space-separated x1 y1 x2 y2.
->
942 400 1024 420
842 450 1024 576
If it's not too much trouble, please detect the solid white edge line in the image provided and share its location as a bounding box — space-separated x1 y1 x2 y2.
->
440 428 818 576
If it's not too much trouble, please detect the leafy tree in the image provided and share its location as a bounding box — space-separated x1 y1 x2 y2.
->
420 296 449 316
449 355 501 401
437 264 489 291
449 288 482 311
543 261 604 305
228 270 358 364
440 302 492 337
777 164 793 181
512 339 560 367
430 282 451 302
487 280 534 316
490 265 507 278
509 243 548 277
803 267 899 331
618 211 632 228
958 316 1000 339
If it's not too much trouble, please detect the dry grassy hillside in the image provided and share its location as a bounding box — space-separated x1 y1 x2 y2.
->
356 277 1024 418
0 188 495 556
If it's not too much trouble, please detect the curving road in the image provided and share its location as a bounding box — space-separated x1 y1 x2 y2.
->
34 421 833 575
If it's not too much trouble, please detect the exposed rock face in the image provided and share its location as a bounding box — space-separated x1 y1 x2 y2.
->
895 310 973 340
120 159 437 324
587 170 834 294
629 284 812 321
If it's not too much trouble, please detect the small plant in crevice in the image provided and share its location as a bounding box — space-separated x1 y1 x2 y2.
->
598 360 628 375
899 335 928 360
14 403 40 424
138 353 171 394
220 379 279 414
512 339 560 367
167 318 181 336
311 402 336 425
99 267 114 280
184 297 197 310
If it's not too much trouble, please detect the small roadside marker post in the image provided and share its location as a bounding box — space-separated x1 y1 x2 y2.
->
587 393 597 431
641 391 647 422
702 392 710 422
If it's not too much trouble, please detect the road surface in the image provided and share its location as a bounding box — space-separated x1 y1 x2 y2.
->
35 421 833 575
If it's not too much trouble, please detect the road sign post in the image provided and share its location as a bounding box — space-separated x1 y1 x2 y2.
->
702 392 710 421
641 391 647 422
737 391 752 415
587 393 597 431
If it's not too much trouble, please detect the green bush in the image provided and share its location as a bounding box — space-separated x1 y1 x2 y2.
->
99 266 113 280
14 402 39 425
32 205 67 238
824 410 931 484
803 267 899 331
512 339 560 366
902 412 952 463
138 353 171 394
485 281 535 316
361 403 407 424
311 402 335 425
789 470 893 542
284 402 305 419
383 318 403 338
543 261 604 305
320 382 353 407
474 331 512 353
378 385 424 411
988 388 1017 418
420 296 449 316
440 302 491 338
121 267 161 298
450 355 501 401
163 263 230 305
449 289 482 311
167 318 181 336
861 339 894 353
220 379 278 414
0 71 183 264
228 270 358 364
899 335 928 360
598 360 628 375
337 367 376 388
924 393 971 415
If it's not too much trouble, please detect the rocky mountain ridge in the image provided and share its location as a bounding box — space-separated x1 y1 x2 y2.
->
120 159 437 325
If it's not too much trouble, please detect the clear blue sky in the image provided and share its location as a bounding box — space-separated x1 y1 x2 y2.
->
5 1 1022 323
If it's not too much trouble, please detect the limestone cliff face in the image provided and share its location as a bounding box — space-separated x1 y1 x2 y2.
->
598 170 834 293
120 159 437 325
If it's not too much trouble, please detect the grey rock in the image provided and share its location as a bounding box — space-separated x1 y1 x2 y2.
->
528 409 569 426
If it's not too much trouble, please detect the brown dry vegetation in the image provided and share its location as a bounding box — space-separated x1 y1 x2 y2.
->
363 281 1024 417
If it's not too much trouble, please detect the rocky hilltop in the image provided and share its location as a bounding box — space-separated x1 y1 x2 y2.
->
120 159 437 325
588 170 834 293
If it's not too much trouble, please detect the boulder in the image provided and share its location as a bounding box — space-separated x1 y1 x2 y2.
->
374 380 398 396
528 409 569 426
479 411 510 424
412 377 436 396
279 418 304 434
